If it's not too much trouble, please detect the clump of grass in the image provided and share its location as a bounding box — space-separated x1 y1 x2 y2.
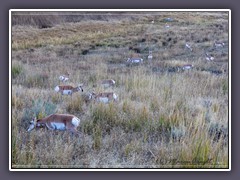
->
66 95 84 114
91 103 119 132
178 139 211 168
12 94 24 109
92 125 102 150
12 62 24 79
24 73 49 88
222 80 228 95
124 141 142 158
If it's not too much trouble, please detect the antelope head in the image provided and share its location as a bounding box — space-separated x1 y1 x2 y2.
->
78 84 84 92
27 117 37 132
27 117 45 132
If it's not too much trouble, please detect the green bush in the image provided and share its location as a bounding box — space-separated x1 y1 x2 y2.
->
12 63 23 79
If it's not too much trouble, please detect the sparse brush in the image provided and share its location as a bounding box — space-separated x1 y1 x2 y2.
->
12 61 24 79
92 125 102 150
24 73 49 88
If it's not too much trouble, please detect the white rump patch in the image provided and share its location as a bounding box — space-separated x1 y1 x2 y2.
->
54 86 60 92
102 84 110 88
50 122 66 130
72 117 80 127
98 97 109 103
133 59 141 63
113 93 118 100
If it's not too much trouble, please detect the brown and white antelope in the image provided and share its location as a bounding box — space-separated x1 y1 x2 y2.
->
59 72 70 83
54 84 83 95
205 53 214 61
165 23 170 28
182 64 194 71
214 41 225 48
27 114 81 134
101 79 116 88
88 92 118 104
185 43 193 52
148 51 153 60
126 57 143 65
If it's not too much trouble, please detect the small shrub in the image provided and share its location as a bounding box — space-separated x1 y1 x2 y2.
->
92 125 102 150
22 99 56 127
12 94 24 109
222 81 228 95
12 63 23 79
66 95 84 114
91 103 119 130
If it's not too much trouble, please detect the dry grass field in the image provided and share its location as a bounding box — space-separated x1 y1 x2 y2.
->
11 11 229 169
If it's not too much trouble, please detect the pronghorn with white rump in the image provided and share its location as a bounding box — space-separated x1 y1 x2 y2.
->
88 92 118 104
126 57 143 66
148 51 153 60
101 79 116 88
54 84 83 95
214 41 225 48
27 114 81 134
59 72 70 83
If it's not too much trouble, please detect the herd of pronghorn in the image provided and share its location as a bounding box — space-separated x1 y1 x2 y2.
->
27 36 225 135
28 73 118 134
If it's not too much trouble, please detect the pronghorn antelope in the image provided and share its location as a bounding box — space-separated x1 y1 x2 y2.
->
148 51 153 60
101 79 116 88
165 23 170 28
126 57 143 65
205 53 214 61
88 92 118 103
59 72 70 83
185 43 193 52
182 64 194 71
214 41 225 48
54 84 83 95
27 114 81 134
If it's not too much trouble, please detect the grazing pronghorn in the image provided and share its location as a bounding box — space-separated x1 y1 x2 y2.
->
59 72 70 83
88 92 118 104
182 64 194 71
205 53 214 61
101 79 116 88
27 114 81 134
185 43 193 52
214 41 225 48
148 51 153 60
54 84 83 95
165 23 170 28
126 57 143 65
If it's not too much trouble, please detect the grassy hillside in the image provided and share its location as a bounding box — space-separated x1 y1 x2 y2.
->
11 11 229 169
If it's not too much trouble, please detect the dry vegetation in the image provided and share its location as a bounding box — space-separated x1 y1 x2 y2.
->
11 11 229 169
